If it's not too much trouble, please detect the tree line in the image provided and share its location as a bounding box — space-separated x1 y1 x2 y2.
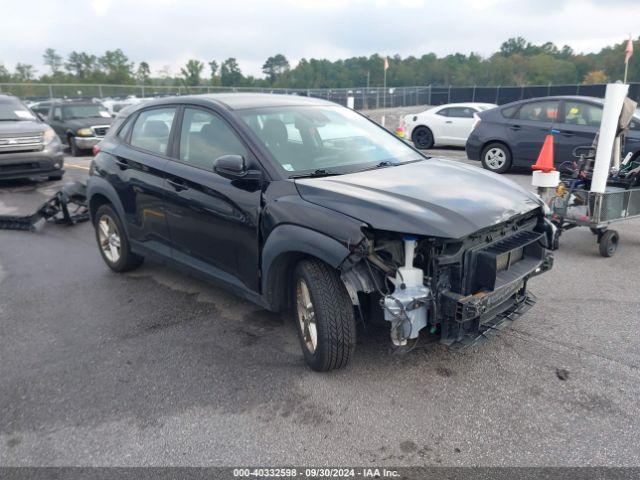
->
0 37 637 89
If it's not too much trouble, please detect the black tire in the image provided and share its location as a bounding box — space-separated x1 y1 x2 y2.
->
481 142 512 174
598 229 619 257
412 126 434 149
292 259 356 371
68 136 81 157
94 204 144 272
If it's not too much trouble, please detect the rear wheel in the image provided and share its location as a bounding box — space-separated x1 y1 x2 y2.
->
94 204 143 272
412 126 434 149
293 259 356 371
481 142 512 173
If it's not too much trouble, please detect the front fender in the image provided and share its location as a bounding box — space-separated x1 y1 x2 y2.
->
261 225 355 310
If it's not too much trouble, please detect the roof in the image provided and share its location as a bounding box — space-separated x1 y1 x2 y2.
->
145 92 336 111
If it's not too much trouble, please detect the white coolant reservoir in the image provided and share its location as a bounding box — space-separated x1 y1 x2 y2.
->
383 236 430 346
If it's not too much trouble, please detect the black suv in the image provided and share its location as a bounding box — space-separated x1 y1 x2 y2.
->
88 94 554 371
0 94 65 181
34 100 113 156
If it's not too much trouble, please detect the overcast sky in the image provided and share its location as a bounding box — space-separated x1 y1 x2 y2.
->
2 0 638 79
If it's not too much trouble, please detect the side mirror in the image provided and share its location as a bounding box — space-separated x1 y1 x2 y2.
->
213 154 261 181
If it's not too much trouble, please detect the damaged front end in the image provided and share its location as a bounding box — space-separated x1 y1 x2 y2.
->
341 208 554 349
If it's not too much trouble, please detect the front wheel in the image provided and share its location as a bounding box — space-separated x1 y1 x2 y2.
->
598 229 619 257
94 204 144 272
481 143 512 173
68 136 81 157
293 259 356 371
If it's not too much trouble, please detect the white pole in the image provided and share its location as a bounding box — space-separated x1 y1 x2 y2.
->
591 83 629 193
383 68 387 109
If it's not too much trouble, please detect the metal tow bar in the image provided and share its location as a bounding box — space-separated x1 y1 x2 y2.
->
0 181 89 232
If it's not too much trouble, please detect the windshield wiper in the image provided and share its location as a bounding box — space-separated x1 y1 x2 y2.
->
375 160 395 168
291 169 342 179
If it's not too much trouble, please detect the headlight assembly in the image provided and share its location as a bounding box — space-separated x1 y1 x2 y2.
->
76 128 93 137
43 127 58 143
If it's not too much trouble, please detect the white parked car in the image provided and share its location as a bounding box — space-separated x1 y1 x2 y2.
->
404 102 497 149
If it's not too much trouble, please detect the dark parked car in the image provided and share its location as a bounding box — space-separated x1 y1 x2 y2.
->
466 96 640 173
0 94 64 181
33 100 113 156
87 94 554 371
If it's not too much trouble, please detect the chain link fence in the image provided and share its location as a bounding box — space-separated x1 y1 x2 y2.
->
2 82 640 110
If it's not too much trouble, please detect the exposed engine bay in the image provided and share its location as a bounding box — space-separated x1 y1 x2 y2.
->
341 208 555 349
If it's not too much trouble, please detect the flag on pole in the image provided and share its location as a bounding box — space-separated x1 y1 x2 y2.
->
383 56 389 71
625 36 634 64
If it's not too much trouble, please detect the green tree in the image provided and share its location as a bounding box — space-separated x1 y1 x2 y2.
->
65 51 98 80
180 59 204 86
262 54 290 84
208 60 219 85
220 58 243 86
0 64 11 82
14 63 36 81
136 61 151 84
43 48 63 76
99 49 134 83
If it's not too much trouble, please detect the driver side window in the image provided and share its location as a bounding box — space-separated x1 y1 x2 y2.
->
179 108 248 170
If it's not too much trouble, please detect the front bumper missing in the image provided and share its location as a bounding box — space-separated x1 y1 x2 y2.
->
439 251 552 348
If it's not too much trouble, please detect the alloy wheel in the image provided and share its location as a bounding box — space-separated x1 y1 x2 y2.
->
98 215 121 263
484 147 507 170
296 278 318 353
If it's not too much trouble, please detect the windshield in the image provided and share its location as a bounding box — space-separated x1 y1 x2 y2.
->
62 104 110 120
0 98 36 121
239 105 422 176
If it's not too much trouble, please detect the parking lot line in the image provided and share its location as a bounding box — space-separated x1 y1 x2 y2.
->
66 164 90 171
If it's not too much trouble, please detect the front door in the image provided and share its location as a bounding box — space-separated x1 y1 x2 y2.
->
441 106 477 146
163 106 262 292
508 99 560 166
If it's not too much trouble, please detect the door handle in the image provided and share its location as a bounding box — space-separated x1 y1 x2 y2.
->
445 120 453 124
509 124 522 131
560 131 575 137
114 157 129 170
167 178 188 192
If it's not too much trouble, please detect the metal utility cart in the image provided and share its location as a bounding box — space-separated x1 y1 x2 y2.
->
550 181 640 257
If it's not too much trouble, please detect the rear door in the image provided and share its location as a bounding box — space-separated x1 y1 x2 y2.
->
112 106 177 254
162 106 262 292
507 99 560 166
555 100 600 163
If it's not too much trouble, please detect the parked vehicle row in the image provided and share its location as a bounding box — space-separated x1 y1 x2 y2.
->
87 93 554 371
406 96 640 174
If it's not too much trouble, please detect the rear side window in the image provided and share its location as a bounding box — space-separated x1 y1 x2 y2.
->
179 107 247 169
516 101 559 122
130 107 176 155
436 108 450 117
564 101 602 127
116 116 133 140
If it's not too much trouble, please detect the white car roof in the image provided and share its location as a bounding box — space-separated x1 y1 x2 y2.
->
431 102 497 109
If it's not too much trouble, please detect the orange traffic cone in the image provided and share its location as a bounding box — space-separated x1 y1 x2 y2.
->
395 117 405 138
531 134 556 172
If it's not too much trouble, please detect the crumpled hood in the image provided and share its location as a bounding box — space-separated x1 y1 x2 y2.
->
295 158 543 239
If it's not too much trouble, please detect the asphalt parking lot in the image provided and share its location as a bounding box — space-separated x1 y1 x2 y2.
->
1 147 639 467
